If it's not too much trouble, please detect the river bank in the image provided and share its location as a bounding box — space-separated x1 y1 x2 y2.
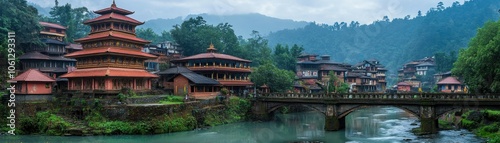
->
460 110 500 143
0 94 251 136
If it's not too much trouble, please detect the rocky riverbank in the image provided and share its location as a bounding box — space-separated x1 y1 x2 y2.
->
0 94 251 136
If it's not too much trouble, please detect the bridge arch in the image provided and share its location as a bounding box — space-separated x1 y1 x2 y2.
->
338 105 420 119
267 103 325 115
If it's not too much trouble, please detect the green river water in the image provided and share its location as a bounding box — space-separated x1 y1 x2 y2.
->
2 107 484 143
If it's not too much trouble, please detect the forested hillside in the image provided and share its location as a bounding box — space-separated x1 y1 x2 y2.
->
267 0 500 78
140 13 309 38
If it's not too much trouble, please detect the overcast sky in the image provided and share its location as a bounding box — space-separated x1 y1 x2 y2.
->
28 0 466 24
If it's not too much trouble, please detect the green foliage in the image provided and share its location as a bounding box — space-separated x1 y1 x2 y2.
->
250 62 295 92
0 103 9 133
117 93 127 102
159 95 184 105
484 110 500 121
44 0 95 42
204 97 251 126
453 20 500 93
35 111 72 135
326 71 350 93
438 120 453 130
461 119 477 129
163 113 196 133
220 88 229 95
136 28 173 43
171 16 239 57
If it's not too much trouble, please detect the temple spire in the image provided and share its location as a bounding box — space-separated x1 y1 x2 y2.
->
207 43 217 53
111 0 116 7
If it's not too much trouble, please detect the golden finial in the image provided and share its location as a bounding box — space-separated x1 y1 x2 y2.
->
207 43 217 52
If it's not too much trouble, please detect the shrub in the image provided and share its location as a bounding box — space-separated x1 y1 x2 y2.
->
461 119 477 130
36 111 72 135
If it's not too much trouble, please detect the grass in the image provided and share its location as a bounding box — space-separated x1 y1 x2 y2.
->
159 101 183 105
158 95 184 105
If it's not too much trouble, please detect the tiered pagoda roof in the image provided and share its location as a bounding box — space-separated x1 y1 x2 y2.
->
65 46 156 58
172 44 251 62
74 31 149 44
61 67 158 78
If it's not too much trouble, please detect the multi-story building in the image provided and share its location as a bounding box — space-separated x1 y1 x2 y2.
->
295 54 349 93
19 22 77 78
348 59 387 92
162 44 253 97
61 1 158 93
397 57 436 91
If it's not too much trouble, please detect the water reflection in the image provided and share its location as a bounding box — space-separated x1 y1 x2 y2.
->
3 107 484 143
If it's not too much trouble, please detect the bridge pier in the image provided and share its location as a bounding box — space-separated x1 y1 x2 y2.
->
419 105 438 134
325 105 345 131
252 101 271 121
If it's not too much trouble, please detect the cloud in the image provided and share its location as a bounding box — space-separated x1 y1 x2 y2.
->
27 0 466 24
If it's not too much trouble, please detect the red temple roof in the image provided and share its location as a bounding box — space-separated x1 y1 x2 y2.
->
39 22 66 30
437 77 462 85
219 81 254 86
396 82 411 86
174 53 251 63
64 47 157 58
60 67 158 78
74 31 149 44
93 1 134 15
10 69 55 82
84 12 143 25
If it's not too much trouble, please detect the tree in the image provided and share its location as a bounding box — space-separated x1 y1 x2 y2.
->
437 2 445 11
325 71 349 93
249 62 295 92
47 0 93 42
453 20 500 93
0 0 43 86
171 16 239 56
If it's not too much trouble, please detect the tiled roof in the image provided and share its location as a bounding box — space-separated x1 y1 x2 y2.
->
219 81 254 86
416 62 434 67
64 47 157 58
19 52 76 61
66 44 83 50
41 38 67 45
84 12 143 25
39 22 66 30
75 31 149 43
158 66 192 75
397 82 411 86
94 3 134 15
173 52 251 63
10 69 55 82
437 77 462 85
19 52 50 60
179 72 219 85
60 67 158 78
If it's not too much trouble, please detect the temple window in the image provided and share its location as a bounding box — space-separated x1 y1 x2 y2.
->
110 56 116 63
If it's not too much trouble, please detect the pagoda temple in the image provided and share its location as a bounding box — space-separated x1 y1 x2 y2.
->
163 44 253 97
60 1 158 93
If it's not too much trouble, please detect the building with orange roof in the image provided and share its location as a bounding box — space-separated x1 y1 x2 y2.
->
166 44 253 97
9 69 55 95
437 76 464 93
60 1 158 94
396 82 411 92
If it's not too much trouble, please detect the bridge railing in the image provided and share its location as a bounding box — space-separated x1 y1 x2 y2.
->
257 93 500 100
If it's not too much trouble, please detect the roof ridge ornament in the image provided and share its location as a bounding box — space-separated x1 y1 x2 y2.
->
207 43 217 53
111 0 116 7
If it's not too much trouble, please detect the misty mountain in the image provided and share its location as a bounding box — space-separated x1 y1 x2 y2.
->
139 13 310 38
266 0 500 81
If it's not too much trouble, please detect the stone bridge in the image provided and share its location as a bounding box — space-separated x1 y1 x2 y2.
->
252 93 500 134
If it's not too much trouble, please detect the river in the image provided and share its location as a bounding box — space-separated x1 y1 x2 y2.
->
2 106 484 143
